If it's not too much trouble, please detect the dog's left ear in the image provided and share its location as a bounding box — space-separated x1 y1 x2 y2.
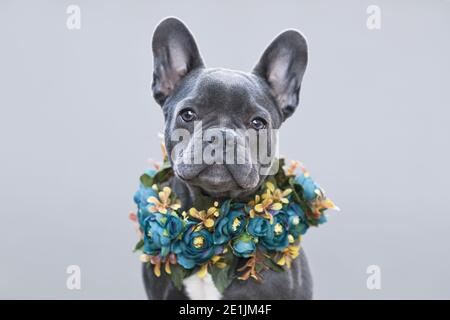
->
152 17 204 106
253 30 308 120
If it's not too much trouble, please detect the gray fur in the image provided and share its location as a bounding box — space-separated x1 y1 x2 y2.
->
143 17 312 299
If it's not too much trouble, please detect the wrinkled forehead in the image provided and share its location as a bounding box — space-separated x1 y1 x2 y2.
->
169 69 283 127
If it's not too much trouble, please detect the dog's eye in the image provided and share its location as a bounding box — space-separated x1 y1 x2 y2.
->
179 109 197 122
250 117 267 130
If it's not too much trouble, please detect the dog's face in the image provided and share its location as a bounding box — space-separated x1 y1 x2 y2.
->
151 18 308 199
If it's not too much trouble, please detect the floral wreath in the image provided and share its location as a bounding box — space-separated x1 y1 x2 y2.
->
130 151 338 293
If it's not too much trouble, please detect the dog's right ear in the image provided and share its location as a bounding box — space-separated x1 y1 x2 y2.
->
151 17 204 106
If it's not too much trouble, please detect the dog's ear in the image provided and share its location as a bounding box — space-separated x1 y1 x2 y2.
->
151 17 204 106
253 30 308 120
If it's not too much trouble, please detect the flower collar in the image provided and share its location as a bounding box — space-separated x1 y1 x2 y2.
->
130 158 338 293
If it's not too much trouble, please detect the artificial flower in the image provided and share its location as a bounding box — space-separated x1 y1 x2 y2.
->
142 214 167 256
213 210 246 245
172 222 220 269
132 155 337 288
276 244 300 268
285 203 309 238
248 193 282 221
142 212 184 257
147 186 181 214
188 202 220 230
285 160 300 176
260 213 290 251
232 233 257 258
247 216 271 238
262 181 292 204
295 169 321 201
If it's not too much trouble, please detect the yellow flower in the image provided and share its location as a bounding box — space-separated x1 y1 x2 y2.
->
204 218 215 228
274 223 284 235
288 234 295 243
262 181 292 204
164 253 177 275
160 140 168 162
139 253 151 263
210 255 227 269
197 254 229 279
147 186 181 214
193 236 205 248
188 201 220 230
254 198 282 221
310 196 339 218
141 253 176 277
197 263 208 278
145 255 162 277
207 205 220 217
247 194 262 218
231 217 241 231
248 189 283 222
277 244 300 268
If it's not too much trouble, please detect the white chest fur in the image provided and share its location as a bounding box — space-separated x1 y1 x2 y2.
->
183 273 222 300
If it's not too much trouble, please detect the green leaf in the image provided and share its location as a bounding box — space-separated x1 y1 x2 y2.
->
255 263 265 273
274 158 287 185
153 167 173 184
210 264 233 294
162 159 171 169
264 257 285 273
170 264 187 291
140 174 154 188
133 239 144 252
289 179 312 214
193 193 214 210
210 250 239 294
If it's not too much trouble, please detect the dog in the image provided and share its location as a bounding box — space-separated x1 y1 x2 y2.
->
143 17 312 300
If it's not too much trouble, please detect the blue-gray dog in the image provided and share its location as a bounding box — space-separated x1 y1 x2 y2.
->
143 17 312 300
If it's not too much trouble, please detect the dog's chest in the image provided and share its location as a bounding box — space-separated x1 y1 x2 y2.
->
183 273 222 300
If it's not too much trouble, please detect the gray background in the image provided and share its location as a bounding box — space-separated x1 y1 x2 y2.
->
0 0 449 299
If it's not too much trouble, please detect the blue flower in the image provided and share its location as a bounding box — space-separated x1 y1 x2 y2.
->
142 212 184 257
295 172 320 201
232 233 256 258
173 223 219 269
134 170 158 226
161 213 184 240
316 214 327 225
285 203 309 238
247 216 271 238
142 213 167 256
260 213 289 251
134 170 156 204
213 210 246 245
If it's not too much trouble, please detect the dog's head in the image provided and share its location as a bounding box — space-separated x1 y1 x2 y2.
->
151 17 308 199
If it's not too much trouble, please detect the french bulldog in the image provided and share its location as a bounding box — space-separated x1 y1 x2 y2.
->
142 17 312 300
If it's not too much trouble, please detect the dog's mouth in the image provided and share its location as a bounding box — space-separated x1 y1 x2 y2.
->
188 165 240 193
174 163 261 197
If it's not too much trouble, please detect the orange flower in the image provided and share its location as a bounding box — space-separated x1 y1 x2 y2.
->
286 160 300 176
